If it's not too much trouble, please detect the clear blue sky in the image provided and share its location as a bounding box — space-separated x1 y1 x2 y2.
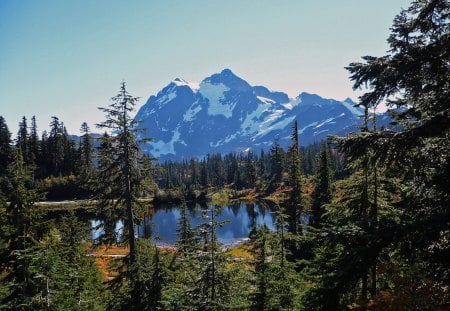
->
0 0 411 135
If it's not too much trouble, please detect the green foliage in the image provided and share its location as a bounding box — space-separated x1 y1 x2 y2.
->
267 140 285 194
107 240 168 311
0 116 12 179
310 143 332 228
250 225 302 310
96 81 151 264
36 174 80 200
286 120 303 235
303 1 450 309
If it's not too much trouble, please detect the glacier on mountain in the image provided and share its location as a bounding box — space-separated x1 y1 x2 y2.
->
134 68 386 161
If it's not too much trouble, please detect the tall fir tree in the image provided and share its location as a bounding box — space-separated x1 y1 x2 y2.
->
267 139 284 193
304 1 450 309
16 116 29 165
97 81 149 265
0 148 44 309
78 122 94 193
27 116 39 180
310 143 332 228
0 116 12 178
286 120 303 235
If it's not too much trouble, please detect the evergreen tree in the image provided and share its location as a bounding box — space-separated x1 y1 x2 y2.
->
27 116 39 180
16 116 29 165
95 132 122 245
200 159 209 188
0 148 44 309
0 116 12 177
190 158 199 187
250 225 270 311
39 131 49 176
175 201 197 255
48 116 65 176
78 122 94 194
108 240 167 311
191 205 230 310
61 123 77 175
28 116 39 167
258 149 267 179
304 1 450 308
226 154 239 187
267 140 284 193
286 120 302 235
244 153 257 189
310 143 332 228
97 81 151 265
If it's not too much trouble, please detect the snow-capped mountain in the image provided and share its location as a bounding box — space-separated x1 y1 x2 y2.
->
135 69 365 161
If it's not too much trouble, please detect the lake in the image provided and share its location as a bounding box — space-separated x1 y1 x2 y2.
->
91 202 280 247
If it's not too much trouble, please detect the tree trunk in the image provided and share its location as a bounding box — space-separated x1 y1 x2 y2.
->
210 207 216 303
123 110 136 265
361 270 368 311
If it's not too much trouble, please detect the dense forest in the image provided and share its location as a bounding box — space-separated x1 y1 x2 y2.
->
1 1 449 309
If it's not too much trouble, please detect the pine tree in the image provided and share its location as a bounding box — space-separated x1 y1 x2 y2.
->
0 116 12 177
250 225 270 311
16 116 29 165
97 81 148 265
78 122 94 193
48 116 65 176
267 140 284 193
95 132 122 245
286 120 302 235
191 205 230 310
108 240 167 311
310 143 332 228
39 130 49 176
175 201 197 255
0 148 44 309
28 116 39 180
200 159 209 188
303 2 450 308
244 153 257 189
190 158 199 187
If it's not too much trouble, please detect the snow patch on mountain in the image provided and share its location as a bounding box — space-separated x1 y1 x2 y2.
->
134 69 386 161
313 129 329 136
241 100 272 134
173 78 200 92
256 113 295 138
342 98 362 116
283 97 301 110
257 96 276 105
298 122 318 134
199 82 233 118
183 102 202 122
315 113 346 128
155 91 177 108
210 133 237 148
150 126 184 157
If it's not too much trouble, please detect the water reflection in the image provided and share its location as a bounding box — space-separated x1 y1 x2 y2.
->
92 202 277 246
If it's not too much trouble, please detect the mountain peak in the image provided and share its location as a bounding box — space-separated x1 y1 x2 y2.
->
171 78 199 91
220 68 235 76
202 68 251 92
343 97 356 104
134 70 381 161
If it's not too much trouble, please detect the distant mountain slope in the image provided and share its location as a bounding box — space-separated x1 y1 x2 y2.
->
135 69 372 161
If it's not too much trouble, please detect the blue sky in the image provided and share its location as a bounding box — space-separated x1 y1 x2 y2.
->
0 0 411 135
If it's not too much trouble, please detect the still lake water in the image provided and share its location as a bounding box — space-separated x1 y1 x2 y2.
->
91 202 279 246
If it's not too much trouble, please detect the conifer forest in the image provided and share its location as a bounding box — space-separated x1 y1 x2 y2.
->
0 1 449 310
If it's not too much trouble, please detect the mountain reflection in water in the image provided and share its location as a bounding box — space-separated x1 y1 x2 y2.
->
91 202 278 247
